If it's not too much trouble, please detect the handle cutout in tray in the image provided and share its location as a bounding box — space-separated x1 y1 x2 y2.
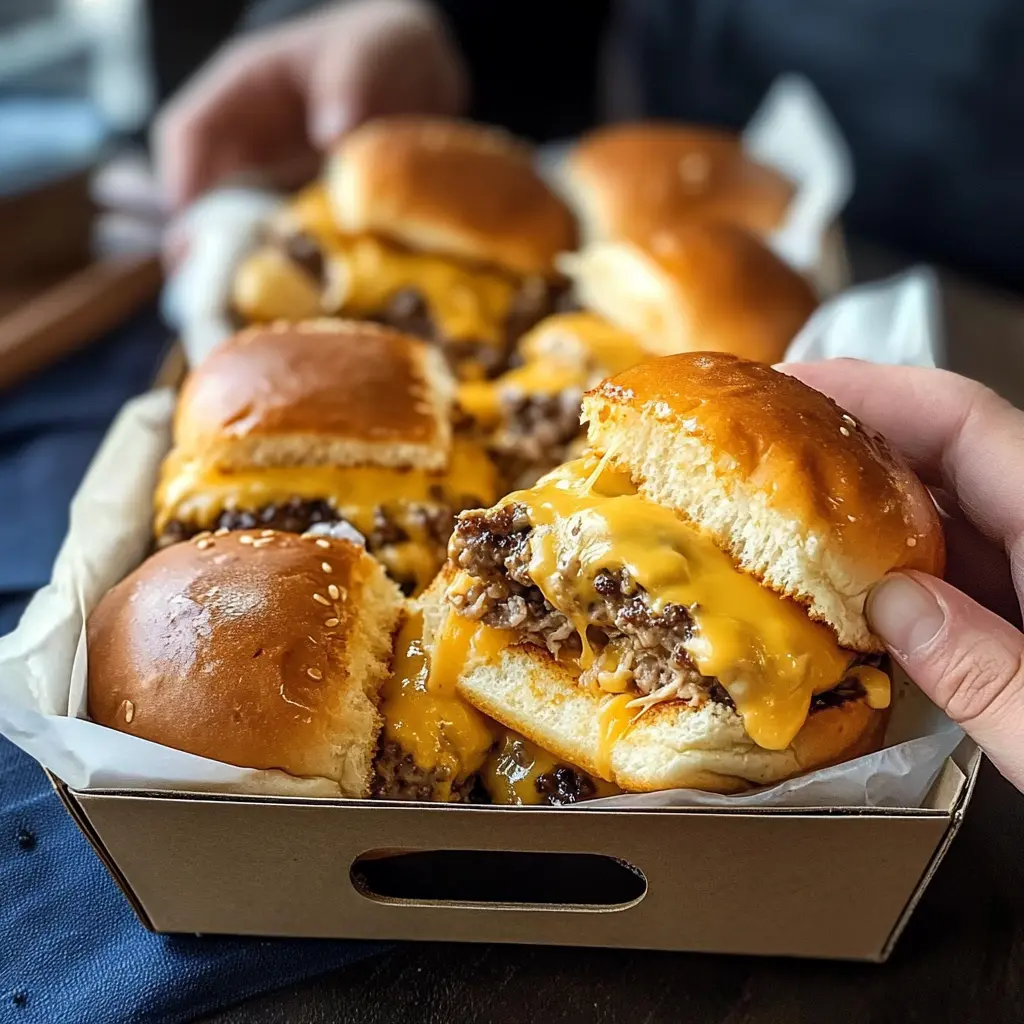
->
351 849 647 909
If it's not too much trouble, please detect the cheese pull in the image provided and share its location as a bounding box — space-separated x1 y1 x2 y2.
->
379 612 500 799
323 235 518 344
502 456 858 751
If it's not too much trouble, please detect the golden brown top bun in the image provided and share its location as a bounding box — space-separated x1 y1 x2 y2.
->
582 353 944 650
174 320 455 472
87 530 404 797
561 122 794 244
327 117 577 276
560 222 818 364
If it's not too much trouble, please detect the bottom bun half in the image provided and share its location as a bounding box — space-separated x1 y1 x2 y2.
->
455 642 888 795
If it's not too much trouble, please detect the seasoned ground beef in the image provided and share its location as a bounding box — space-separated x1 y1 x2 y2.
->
281 231 326 286
487 390 583 489
448 506 707 698
449 507 885 708
535 765 597 805
374 279 566 379
372 740 479 802
158 498 457 594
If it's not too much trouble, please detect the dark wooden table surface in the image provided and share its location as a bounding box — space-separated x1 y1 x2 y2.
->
202 245 1024 1024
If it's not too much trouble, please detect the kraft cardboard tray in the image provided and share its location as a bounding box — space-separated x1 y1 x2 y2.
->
51 741 979 962
51 338 977 962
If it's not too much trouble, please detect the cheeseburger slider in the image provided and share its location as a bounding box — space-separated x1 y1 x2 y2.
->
459 222 817 489
321 117 577 378
155 320 499 595
88 530 403 797
457 312 649 488
234 119 578 380
560 221 818 366
374 571 615 804
439 353 944 794
559 123 794 245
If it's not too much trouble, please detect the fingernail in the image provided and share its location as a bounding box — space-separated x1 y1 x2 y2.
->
310 102 355 148
867 573 946 658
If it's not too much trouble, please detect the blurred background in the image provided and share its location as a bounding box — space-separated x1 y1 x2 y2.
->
2 0 1024 398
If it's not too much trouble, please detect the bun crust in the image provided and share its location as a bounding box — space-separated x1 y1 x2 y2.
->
561 123 794 244
560 223 817 364
455 641 887 793
174 320 455 471
87 531 403 796
583 353 945 650
328 117 577 276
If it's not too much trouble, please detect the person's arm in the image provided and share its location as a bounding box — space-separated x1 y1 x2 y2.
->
154 0 468 210
781 359 1024 793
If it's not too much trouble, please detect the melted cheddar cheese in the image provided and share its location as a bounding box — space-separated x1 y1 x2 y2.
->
379 611 499 800
482 731 619 805
457 313 649 428
492 456 878 751
322 235 518 345
154 437 498 538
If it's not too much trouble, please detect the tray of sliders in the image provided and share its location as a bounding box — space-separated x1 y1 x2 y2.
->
0 92 976 961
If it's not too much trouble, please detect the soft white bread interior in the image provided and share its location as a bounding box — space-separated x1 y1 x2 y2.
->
455 640 886 794
582 353 945 651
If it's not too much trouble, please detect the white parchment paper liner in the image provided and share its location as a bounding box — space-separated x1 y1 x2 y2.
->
0 271 960 807
164 75 853 367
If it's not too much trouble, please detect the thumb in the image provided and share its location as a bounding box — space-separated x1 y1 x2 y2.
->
868 571 1024 792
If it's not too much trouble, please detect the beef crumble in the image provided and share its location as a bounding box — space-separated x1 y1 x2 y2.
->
373 740 478 802
448 505 707 698
487 389 584 489
374 278 566 379
157 497 460 594
448 506 885 708
280 231 326 286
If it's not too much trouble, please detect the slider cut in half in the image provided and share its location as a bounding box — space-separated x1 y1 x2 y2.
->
441 353 944 794
457 312 650 489
321 117 578 378
155 320 499 595
87 530 403 797
559 221 818 366
559 123 795 245
373 569 616 805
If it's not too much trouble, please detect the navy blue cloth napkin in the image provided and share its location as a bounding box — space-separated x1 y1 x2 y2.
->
0 312 385 1024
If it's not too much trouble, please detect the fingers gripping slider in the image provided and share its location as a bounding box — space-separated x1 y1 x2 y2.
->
560 123 795 245
87 531 404 797
155 320 498 594
441 353 944 793
559 222 819 366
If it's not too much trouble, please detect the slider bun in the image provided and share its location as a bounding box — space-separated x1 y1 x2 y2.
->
455 641 887 794
87 531 404 797
583 353 945 651
560 223 818 364
174 319 455 472
560 123 794 244
327 117 577 276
